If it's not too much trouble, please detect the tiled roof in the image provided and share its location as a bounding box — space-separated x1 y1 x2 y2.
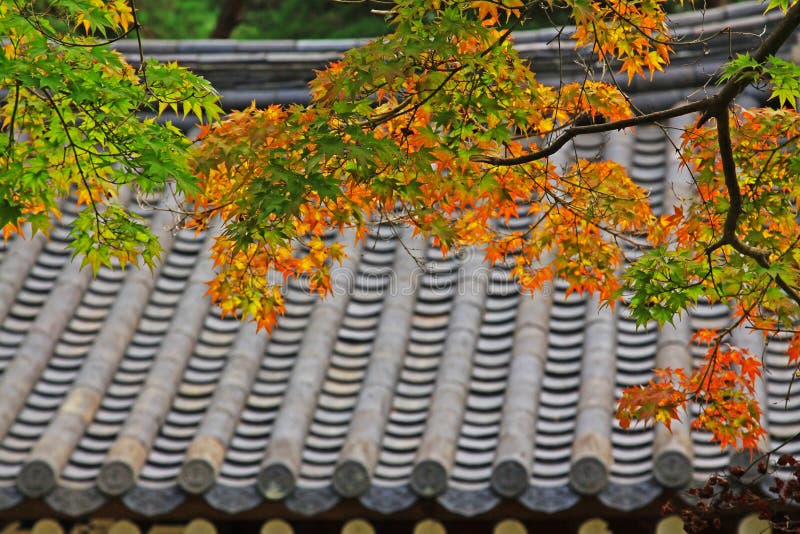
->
110 2 791 112
1 2 799 521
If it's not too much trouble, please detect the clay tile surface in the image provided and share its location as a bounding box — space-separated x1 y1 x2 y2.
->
0 1 799 520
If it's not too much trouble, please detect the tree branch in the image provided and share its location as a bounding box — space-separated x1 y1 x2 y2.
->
470 99 709 165
472 0 800 166
709 108 800 308
713 0 800 109
710 109 742 249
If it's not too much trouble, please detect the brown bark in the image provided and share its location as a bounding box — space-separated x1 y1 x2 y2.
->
210 0 245 39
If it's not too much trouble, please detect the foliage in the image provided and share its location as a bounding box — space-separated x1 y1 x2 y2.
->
190 0 656 327
618 338 765 450
0 0 221 270
187 0 800 460
4 2 800 526
665 454 800 531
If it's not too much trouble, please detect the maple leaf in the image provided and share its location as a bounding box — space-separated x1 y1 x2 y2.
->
619 379 686 431
788 333 800 365
740 356 762 383
692 328 719 346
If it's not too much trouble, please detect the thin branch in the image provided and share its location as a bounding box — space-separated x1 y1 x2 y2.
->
3 83 21 169
34 89 103 241
367 26 514 126
473 0 800 167
129 0 147 81
471 99 709 165
708 0 800 118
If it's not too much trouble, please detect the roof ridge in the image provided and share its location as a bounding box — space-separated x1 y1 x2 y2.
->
333 227 425 498
569 295 618 495
256 229 361 500
492 253 556 498
96 226 219 496
410 249 489 498
178 320 269 494
16 204 182 499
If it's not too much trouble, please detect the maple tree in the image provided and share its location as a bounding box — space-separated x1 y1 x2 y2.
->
189 0 800 456
0 0 221 270
3 0 800 524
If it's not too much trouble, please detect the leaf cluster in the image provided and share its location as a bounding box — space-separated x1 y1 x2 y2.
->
0 0 221 268
191 0 667 328
188 0 800 466
618 341 765 450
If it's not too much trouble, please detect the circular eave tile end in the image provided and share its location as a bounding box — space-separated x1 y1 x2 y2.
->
410 460 448 498
332 460 370 498
491 459 529 498
97 461 136 497
654 450 693 489
257 463 296 501
18 460 57 498
178 458 217 495
569 457 608 496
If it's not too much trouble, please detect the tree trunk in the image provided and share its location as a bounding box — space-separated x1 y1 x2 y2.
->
210 0 245 38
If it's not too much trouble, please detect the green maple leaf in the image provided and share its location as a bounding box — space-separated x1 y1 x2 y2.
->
0 199 22 228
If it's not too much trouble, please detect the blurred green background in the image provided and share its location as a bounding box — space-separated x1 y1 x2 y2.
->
134 0 722 40
134 0 389 39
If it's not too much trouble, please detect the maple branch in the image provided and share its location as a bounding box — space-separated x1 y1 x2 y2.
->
708 110 742 251
470 99 709 165
470 0 800 309
708 0 800 118
472 0 800 167
697 1 800 308
708 108 800 310
731 242 800 308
